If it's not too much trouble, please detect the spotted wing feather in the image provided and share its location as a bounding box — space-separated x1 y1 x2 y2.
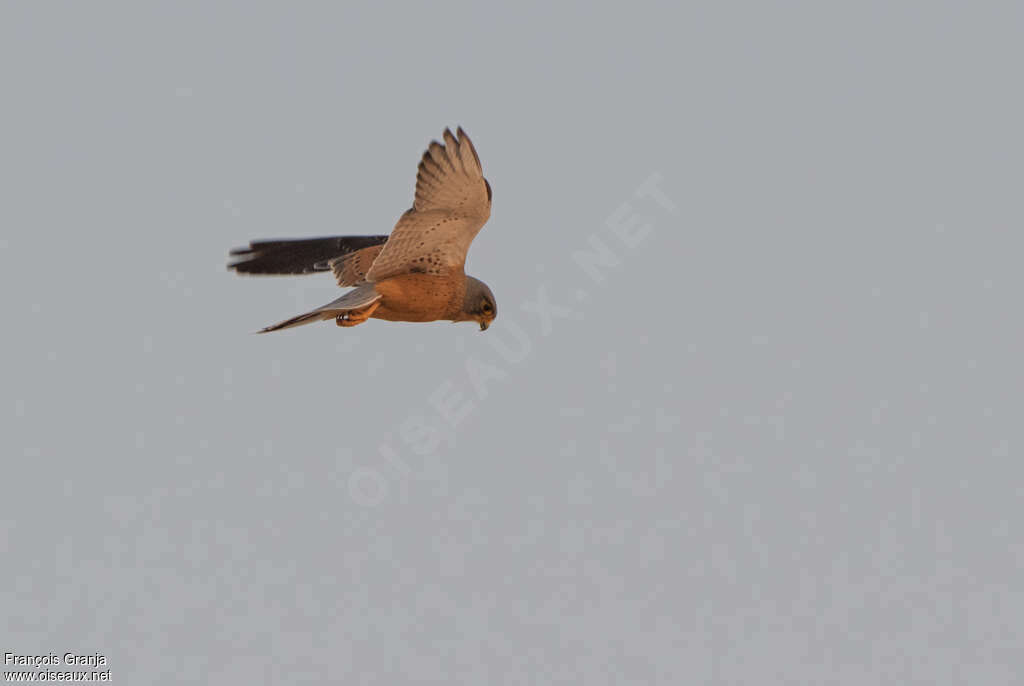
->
366 127 491 282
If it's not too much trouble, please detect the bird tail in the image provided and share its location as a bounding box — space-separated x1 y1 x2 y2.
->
257 285 382 333
229 235 389 276
258 309 335 333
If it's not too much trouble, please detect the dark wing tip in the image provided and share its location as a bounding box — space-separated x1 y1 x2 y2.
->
227 236 389 276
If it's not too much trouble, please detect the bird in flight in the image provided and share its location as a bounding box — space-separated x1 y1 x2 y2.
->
229 127 496 333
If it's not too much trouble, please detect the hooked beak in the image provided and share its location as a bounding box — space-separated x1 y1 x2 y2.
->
479 320 490 331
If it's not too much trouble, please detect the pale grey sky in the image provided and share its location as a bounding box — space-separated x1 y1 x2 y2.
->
2 2 1022 684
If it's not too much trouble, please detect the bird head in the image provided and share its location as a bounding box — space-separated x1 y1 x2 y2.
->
461 276 497 331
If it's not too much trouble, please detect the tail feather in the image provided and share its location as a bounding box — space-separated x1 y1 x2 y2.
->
229 235 389 275
258 309 335 333
257 285 382 334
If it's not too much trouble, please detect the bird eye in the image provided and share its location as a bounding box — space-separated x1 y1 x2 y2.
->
481 302 493 314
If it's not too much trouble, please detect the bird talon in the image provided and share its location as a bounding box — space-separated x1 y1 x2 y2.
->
336 301 381 327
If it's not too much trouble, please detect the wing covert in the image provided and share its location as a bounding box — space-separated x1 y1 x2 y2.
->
367 127 492 282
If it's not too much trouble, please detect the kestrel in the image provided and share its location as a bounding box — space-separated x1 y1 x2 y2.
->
228 127 496 333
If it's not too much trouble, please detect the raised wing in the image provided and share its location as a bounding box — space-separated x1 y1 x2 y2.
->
366 127 492 282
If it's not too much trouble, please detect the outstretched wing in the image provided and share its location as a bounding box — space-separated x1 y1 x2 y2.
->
228 236 389 276
366 127 492 282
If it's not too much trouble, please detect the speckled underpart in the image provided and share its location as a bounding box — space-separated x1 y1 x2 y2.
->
372 272 468 322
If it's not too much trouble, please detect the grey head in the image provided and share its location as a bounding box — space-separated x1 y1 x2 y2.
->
459 275 497 331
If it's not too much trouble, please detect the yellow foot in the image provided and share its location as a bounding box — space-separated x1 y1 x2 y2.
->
336 301 381 327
